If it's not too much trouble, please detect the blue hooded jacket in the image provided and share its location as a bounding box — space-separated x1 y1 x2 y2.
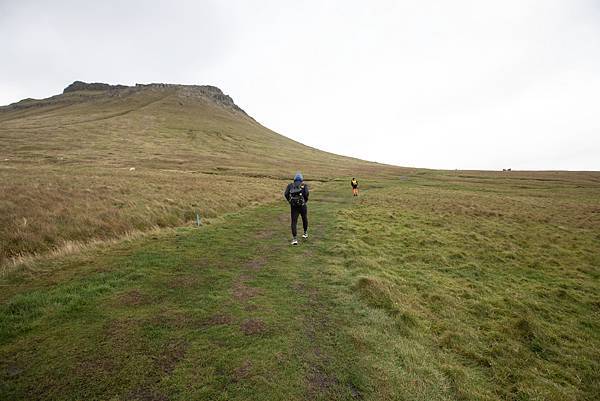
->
284 173 309 204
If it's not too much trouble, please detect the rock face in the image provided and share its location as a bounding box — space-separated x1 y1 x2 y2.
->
177 85 247 115
61 81 248 115
63 81 128 93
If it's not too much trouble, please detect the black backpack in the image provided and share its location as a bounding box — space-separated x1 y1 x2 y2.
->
289 184 305 206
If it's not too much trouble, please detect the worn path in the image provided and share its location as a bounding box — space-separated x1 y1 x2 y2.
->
1 181 369 400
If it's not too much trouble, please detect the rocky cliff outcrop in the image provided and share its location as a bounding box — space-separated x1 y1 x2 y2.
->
61 81 248 115
63 81 128 93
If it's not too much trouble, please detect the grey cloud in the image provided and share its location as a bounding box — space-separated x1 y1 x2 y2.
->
1 0 598 170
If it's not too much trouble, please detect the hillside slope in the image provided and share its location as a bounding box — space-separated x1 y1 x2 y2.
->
0 82 405 264
0 81 394 178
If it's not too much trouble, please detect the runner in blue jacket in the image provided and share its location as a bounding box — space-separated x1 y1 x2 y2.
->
284 172 309 245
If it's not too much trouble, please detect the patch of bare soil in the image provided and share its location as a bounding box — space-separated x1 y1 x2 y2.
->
118 338 189 400
254 229 274 239
2 361 23 378
307 365 339 397
240 318 267 335
103 317 139 347
155 339 189 374
233 360 253 382
237 273 252 282
245 257 267 270
75 356 116 383
6 365 23 377
233 283 262 302
302 249 313 257
115 289 149 306
291 281 306 294
348 382 363 399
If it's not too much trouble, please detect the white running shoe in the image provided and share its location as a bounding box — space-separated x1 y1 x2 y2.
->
291 238 298 245
302 232 308 239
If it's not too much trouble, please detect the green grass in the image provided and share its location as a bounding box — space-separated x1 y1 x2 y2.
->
331 176 599 400
1 173 598 400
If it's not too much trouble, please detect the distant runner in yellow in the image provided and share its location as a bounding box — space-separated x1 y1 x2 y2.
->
351 177 359 196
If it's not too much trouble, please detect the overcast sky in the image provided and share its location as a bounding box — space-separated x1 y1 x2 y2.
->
1 0 599 170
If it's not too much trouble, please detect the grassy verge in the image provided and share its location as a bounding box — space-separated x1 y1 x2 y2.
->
0 165 285 265
1 175 598 400
330 176 599 400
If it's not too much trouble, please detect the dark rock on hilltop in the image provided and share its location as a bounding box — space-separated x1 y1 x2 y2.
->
61 81 248 115
63 81 128 93
139 83 248 116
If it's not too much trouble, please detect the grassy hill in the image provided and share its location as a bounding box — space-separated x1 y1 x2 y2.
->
1 83 599 400
0 82 404 266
